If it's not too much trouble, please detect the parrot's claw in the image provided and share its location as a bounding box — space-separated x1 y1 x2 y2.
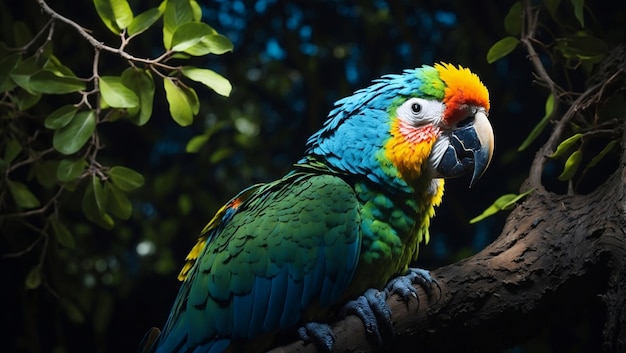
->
340 288 394 348
298 272 434 352
385 267 435 301
298 322 335 353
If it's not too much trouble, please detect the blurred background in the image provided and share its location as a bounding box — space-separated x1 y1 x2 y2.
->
1 0 623 352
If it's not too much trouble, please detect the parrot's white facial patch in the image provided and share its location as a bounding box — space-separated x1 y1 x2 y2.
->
429 135 449 171
396 98 445 127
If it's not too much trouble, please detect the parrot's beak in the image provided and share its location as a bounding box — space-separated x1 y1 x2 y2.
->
434 110 494 187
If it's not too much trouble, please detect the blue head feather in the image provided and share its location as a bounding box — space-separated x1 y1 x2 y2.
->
301 65 443 192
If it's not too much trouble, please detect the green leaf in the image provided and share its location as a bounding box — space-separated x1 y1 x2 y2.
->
50 218 75 248
170 52 191 60
10 55 44 94
25 266 41 289
182 66 232 96
178 193 192 215
170 22 217 52
110 0 134 29
92 175 107 212
45 105 78 130
0 53 20 91
185 134 208 153
558 150 582 181
584 139 618 171
545 0 561 18
105 181 132 219
3 138 22 164
33 160 59 188
549 133 583 158
99 76 139 108
504 2 522 35
185 121 228 153
487 36 519 63
210 147 234 164
181 85 199 115
190 0 202 21
470 189 534 224
7 180 40 208
61 299 85 324
121 68 155 125
555 32 607 62
500 189 534 210
82 180 115 229
29 70 86 94
163 78 193 126
13 21 33 47
108 166 144 191
45 55 78 78
93 0 134 33
128 7 162 36
53 110 96 155
93 0 120 33
163 0 194 49
518 93 556 151
570 0 584 27
57 158 87 182
16 88 41 111
184 34 233 56
39 42 54 63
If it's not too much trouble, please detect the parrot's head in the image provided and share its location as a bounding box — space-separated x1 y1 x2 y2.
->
304 63 493 194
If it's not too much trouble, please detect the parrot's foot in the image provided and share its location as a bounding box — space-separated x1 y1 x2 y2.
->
298 322 335 353
340 288 394 348
297 289 393 352
385 267 436 301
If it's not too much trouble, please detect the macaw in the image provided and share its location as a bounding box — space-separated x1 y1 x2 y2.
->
141 63 493 353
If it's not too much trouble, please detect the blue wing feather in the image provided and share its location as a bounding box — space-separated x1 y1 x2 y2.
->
248 276 271 337
280 275 304 327
231 291 253 338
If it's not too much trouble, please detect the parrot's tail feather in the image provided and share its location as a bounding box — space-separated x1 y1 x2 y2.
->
138 327 161 353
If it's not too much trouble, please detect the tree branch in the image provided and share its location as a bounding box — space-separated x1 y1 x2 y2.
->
35 0 178 69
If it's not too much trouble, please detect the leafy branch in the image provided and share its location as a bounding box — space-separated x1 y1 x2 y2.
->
0 0 234 295
474 0 625 219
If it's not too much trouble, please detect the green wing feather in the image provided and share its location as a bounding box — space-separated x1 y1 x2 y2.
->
154 171 362 353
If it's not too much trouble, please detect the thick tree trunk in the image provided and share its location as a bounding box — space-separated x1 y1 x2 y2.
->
267 134 626 353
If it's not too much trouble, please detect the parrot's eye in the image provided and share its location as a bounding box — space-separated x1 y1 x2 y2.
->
396 97 444 126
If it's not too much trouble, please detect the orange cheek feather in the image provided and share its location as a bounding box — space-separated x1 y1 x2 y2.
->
384 119 439 182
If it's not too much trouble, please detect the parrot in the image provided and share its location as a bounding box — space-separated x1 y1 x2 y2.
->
141 62 493 353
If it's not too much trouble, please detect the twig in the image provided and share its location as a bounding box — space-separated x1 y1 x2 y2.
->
0 186 64 219
2 233 44 258
35 0 177 69
93 48 102 114
519 1 560 96
520 0 623 190
10 18 54 53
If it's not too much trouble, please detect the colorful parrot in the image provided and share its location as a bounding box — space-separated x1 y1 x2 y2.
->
141 63 493 353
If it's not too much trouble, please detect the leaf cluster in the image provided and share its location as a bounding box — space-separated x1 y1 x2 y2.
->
0 0 233 345
476 0 625 220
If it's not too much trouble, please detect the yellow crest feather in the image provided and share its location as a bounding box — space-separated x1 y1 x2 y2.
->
434 63 490 123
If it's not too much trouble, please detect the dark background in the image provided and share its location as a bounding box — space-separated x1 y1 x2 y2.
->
1 0 623 352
